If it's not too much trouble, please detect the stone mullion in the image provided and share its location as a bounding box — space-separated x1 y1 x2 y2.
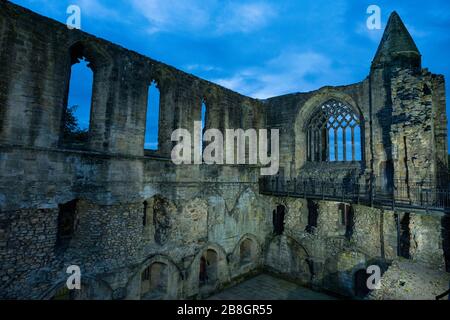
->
318 129 323 162
321 127 328 162
307 130 311 161
313 130 317 162
334 128 338 161
343 127 347 162
351 127 355 161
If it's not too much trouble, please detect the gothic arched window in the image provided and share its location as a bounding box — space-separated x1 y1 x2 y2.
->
306 100 362 162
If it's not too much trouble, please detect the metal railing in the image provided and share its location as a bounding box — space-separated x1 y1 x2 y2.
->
259 176 450 214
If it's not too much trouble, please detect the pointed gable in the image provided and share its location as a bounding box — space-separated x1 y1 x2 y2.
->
372 12 421 70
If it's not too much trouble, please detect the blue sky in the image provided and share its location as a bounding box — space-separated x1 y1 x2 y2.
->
10 0 450 149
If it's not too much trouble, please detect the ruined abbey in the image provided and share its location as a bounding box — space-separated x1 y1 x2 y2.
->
0 1 449 300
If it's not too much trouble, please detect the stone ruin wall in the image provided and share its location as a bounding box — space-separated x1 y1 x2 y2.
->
0 2 269 299
263 197 448 298
0 2 449 300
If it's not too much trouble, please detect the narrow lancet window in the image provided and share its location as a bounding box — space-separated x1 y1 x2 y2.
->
145 81 160 151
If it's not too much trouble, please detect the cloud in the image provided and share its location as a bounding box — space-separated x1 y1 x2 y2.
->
213 50 352 99
129 0 277 35
215 2 276 34
130 0 210 34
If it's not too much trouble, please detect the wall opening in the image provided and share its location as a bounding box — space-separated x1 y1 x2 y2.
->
144 81 160 151
305 200 318 233
306 99 362 162
239 238 255 266
379 160 394 193
201 100 207 153
399 213 411 259
199 249 218 287
272 205 286 235
56 199 78 252
140 262 168 299
339 203 354 240
143 201 148 226
62 45 93 147
354 269 371 298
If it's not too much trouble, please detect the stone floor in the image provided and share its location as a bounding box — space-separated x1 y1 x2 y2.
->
208 274 336 300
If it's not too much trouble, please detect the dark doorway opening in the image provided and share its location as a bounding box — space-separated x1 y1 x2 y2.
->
379 160 394 194
56 199 78 252
199 249 218 287
399 213 411 259
273 205 286 235
305 200 318 233
354 269 371 298
339 203 355 240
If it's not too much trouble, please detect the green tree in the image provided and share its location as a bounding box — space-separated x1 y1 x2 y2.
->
63 105 88 143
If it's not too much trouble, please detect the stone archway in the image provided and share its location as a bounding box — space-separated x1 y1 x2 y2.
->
265 235 312 285
199 249 218 287
240 238 255 266
140 262 168 299
126 254 181 300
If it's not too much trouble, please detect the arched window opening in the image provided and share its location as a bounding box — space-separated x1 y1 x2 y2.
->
240 239 255 266
307 100 362 162
141 262 168 299
62 47 93 147
339 203 354 240
199 249 218 287
200 101 207 153
145 81 160 151
56 199 78 252
272 205 286 235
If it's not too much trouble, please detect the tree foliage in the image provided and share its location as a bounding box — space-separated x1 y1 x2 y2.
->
62 105 88 143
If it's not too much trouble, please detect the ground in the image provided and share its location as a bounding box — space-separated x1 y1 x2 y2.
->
208 274 336 300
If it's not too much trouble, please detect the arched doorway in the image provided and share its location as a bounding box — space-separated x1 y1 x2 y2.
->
199 249 218 287
140 262 168 299
239 238 255 266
